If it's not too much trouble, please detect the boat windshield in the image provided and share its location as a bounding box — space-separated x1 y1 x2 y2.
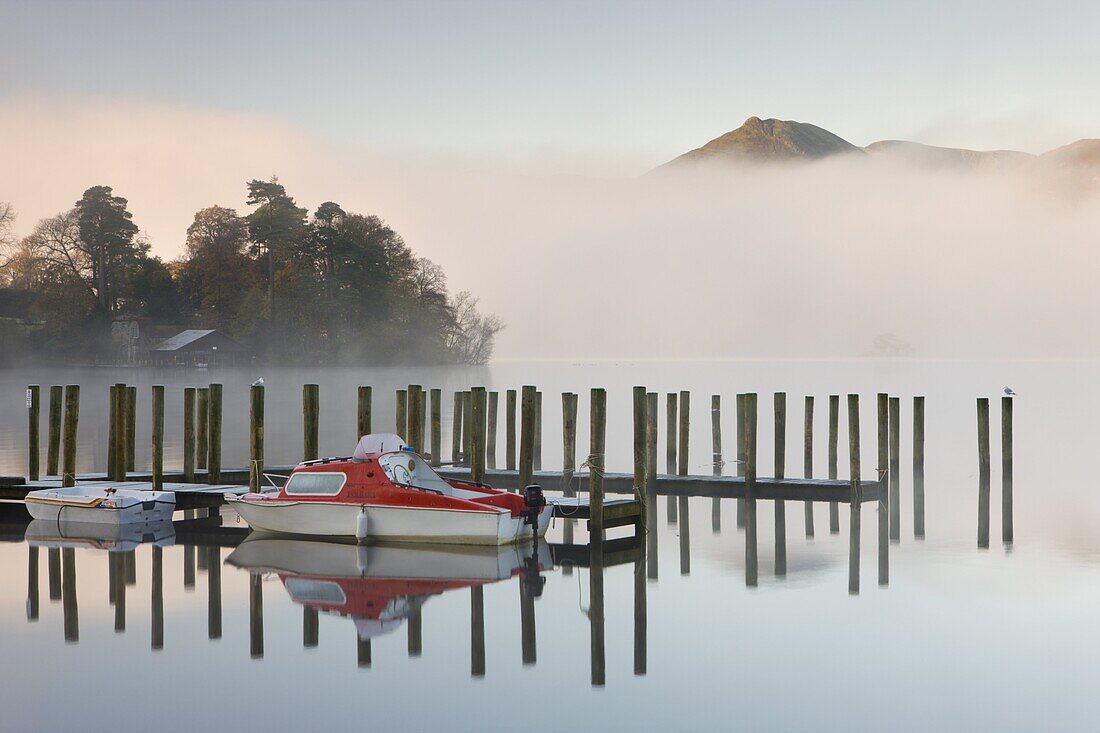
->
377 452 454 495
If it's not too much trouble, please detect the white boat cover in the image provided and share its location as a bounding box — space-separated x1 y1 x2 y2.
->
352 433 408 459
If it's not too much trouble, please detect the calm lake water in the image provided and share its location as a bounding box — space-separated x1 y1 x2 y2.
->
1 360 1098 732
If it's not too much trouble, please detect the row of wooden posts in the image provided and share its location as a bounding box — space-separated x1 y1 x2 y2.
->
25 383 1012 545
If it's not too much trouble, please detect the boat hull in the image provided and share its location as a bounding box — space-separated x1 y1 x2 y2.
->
228 498 553 545
26 488 175 525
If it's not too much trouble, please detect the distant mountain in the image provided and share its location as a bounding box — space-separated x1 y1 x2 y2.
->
1040 139 1100 175
661 117 862 168
657 117 1100 185
864 140 1035 171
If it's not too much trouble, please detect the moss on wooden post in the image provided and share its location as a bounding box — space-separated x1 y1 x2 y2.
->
249 383 265 492
62 386 79 488
357 386 372 439
47 385 62 477
27 384 40 481
303 384 319 461
207 384 222 483
151 385 164 491
183 387 196 483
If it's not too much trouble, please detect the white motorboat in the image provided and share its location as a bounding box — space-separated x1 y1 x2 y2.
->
26 486 176 525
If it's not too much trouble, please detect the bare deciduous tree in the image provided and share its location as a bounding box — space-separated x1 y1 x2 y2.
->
444 291 505 364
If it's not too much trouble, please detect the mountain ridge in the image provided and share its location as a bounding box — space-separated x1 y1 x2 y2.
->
658 117 1100 180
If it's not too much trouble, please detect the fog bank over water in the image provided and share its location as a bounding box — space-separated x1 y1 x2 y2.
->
4 97 1099 360
390 159 1100 360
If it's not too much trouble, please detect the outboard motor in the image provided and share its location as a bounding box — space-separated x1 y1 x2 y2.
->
522 484 546 527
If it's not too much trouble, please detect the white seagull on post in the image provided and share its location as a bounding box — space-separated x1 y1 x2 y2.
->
1003 386 1016 397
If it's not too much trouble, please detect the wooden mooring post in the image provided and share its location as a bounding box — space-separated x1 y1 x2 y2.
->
977 398 991 548
744 393 758 587
678 390 690 574
534 390 543 472
828 394 839 533
395 389 408 442
62 385 79 488
183 387 196 483
774 392 786 577
506 389 517 471
47 385 62 477
196 387 209 470
561 391 578 572
462 391 473 467
407 385 424 453
848 394 862 595
711 394 721 533
736 393 746 528
804 395 814 537
913 396 925 539
518 386 537 491
562 392 578 496
250 383 265 492
645 391 659 580
487 391 498 469
114 383 127 481
590 388 607 543
666 392 677 523
303 384 320 461
151 385 164 491
452 391 463 464
1002 396 1013 543
357 386 372 438
633 385 648 520
876 393 888 575
27 384 40 481
430 388 442 466
107 385 118 480
207 384 222 484
470 387 487 484
889 396 900 542
126 386 136 473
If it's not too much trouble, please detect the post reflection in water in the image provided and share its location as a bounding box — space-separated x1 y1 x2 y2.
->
589 542 605 687
61 547 78 643
113 552 126 633
678 496 690 575
208 546 222 640
27 546 39 622
151 546 163 650
471 586 485 677
47 547 61 601
225 537 555 671
249 573 264 660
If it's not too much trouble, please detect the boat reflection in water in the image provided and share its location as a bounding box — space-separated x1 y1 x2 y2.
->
24 518 176 551
227 536 553 643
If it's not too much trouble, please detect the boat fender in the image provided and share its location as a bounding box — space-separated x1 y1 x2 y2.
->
355 509 369 542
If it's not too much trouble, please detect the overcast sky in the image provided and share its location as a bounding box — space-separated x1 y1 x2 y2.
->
3 0 1098 169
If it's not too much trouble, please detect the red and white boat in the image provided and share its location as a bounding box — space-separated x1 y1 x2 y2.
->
226 434 554 545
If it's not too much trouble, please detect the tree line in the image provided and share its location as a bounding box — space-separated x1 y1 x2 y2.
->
0 180 503 365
